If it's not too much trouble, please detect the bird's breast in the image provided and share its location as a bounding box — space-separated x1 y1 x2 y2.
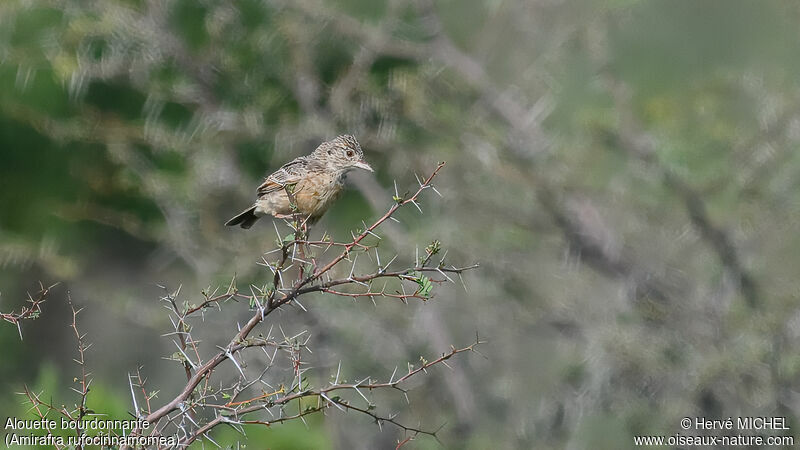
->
294 172 344 218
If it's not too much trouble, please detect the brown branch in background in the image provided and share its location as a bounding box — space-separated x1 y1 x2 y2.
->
667 174 759 308
535 186 672 305
606 77 760 308
1 282 55 340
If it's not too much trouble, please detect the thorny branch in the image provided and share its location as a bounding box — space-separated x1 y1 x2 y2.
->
69 297 92 443
21 386 70 450
19 293 94 450
179 340 483 447
115 163 479 448
1 282 55 340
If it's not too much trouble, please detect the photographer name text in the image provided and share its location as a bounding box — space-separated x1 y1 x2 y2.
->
680 416 789 431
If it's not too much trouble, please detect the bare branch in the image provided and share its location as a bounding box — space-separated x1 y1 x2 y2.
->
1 282 56 340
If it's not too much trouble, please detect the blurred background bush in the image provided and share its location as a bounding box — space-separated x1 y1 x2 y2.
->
2 0 800 448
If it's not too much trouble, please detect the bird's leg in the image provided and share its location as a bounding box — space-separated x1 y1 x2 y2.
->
296 218 319 275
299 216 311 237
301 220 316 275
291 213 310 281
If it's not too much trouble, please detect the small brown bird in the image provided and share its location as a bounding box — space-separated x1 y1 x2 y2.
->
225 135 373 229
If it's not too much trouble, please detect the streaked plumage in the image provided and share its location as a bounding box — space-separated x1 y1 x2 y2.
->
225 135 372 229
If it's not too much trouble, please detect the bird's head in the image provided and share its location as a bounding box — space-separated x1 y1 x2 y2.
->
315 135 373 173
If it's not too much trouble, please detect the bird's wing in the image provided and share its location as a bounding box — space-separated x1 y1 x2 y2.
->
256 156 310 196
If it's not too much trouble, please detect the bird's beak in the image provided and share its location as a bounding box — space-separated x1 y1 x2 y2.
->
353 160 374 172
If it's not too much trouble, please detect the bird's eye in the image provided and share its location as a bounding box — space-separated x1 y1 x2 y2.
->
327 150 332 155
346 150 354 157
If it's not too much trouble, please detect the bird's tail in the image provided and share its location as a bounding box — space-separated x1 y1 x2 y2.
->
225 206 259 229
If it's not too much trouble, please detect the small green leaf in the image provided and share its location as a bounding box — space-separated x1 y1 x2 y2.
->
412 272 433 298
